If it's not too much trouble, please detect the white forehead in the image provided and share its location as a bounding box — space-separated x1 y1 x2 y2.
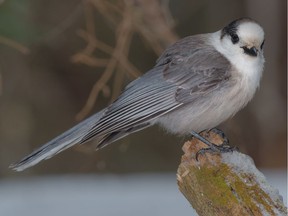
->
237 22 265 42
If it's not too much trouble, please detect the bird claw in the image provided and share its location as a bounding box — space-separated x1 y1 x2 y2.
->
191 128 238 161
195 144 238 161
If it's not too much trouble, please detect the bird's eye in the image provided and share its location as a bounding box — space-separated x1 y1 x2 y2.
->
260 40 265 49
230 33 239 44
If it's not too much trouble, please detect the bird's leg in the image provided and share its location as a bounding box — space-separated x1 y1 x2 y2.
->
190 128 238 161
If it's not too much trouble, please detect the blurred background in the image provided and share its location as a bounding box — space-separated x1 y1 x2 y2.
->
0 0 286 215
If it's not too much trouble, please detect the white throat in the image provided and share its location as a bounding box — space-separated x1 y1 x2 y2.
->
210 31 265 92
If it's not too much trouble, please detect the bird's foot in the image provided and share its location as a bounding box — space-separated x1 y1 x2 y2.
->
195 143 238 161
208 128 229 145
190 128 238 161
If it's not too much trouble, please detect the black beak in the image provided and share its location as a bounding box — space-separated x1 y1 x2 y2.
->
241 46 258 57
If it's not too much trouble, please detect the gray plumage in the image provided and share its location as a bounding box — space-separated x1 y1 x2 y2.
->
10 18 265 171
82 35 233 146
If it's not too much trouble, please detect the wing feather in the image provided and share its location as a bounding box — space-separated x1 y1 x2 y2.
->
81 34 232 145
80 69 181 143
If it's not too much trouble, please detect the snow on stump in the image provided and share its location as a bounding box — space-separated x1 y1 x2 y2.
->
177 130 287 216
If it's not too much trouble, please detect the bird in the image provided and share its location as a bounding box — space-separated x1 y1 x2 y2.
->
10 17 265 171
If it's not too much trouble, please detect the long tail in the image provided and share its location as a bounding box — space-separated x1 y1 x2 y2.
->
10 110 105 171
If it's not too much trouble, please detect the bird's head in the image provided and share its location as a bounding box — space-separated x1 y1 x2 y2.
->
220 18 265 59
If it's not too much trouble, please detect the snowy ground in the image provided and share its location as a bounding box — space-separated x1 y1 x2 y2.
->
0 170 286 216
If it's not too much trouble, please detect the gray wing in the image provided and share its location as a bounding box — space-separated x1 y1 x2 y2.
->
161 35 232 103
81 34 232 148
80 68 182 148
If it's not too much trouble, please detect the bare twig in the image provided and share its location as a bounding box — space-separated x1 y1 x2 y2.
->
73 30 141 78
75 7 133 120
73 0 178 119
42 3 83 42
0 36 30 54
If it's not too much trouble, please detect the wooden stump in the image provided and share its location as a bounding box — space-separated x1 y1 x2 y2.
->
177 130 287 216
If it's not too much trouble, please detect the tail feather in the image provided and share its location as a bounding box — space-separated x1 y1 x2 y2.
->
10 110 104 171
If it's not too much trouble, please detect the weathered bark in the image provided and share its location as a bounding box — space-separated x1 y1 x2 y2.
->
177 131 287 216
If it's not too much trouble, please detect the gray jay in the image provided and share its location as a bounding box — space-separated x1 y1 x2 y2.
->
10 17 265 171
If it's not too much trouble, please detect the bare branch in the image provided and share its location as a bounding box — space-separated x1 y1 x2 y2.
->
75 6 133 120
0 36 30 54
73 0 178 119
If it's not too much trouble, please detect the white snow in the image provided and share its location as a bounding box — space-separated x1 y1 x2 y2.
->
0 172 286 216
222 152 286 208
